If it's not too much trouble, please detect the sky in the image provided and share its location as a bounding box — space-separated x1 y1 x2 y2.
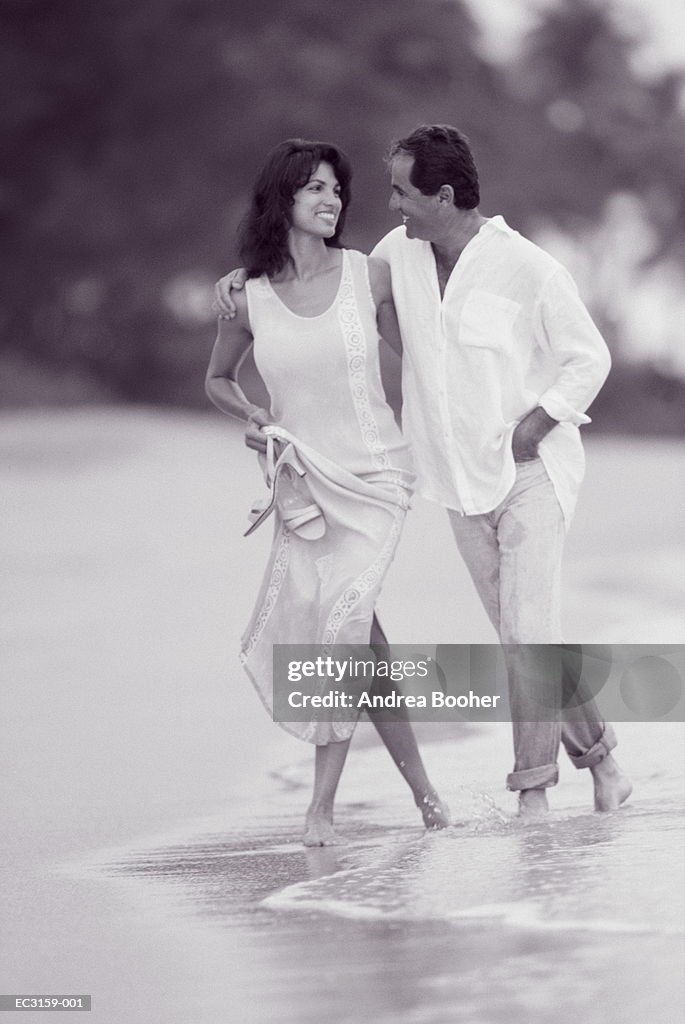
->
462 0 685 75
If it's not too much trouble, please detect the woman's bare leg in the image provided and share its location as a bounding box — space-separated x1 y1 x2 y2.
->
367 614 450 829
304 738 352 846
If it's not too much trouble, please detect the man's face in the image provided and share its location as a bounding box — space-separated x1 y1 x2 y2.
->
388 154 441 241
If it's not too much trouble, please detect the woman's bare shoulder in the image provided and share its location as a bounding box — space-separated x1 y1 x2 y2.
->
214 286 252 341
228 284 251 328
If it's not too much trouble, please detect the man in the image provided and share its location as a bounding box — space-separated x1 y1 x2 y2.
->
215 124 631 817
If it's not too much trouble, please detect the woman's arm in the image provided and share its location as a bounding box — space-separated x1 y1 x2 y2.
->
205 290 271 450
367 256 403 358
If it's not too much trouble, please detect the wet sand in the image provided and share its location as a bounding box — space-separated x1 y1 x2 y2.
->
2 409 684 1023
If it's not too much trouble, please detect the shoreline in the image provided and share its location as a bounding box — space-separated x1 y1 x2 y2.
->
2 408 684 1024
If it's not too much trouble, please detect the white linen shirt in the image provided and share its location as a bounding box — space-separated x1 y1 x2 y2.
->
371 216 611 524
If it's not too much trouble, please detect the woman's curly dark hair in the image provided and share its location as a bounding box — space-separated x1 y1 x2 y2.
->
238 138 352 279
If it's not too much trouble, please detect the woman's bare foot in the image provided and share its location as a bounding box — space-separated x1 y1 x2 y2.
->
417 791 451 830
591 754 632 811
303 809 340 847
517 788 549 818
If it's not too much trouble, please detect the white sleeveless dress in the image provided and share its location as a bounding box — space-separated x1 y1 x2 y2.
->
241 249 415 744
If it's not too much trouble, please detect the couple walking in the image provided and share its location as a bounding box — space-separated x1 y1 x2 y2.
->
206 125 631 845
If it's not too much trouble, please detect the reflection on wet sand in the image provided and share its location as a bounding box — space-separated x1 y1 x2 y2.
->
4 413 684 1024
101 775 683 1024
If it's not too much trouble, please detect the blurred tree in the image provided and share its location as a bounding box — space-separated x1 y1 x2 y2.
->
0 0 501 402
508 0 685 260
1 0 683 432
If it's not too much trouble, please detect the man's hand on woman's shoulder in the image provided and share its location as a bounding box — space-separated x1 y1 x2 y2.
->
213 267 249 319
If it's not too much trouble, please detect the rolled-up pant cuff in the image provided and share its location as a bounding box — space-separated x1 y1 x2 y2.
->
506 763 559 791
567 724 618 770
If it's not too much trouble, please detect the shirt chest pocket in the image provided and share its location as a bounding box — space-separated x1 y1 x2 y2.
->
459 290 520 352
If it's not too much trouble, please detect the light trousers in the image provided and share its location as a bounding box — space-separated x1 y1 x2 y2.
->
448 458 616 790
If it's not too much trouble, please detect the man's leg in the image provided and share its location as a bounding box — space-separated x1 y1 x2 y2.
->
450 461 630 812
448 461 563 816
493 461 566 814
559 654 631 810
491 460 629 811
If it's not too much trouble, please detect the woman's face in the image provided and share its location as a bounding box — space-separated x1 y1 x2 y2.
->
289 161 342 239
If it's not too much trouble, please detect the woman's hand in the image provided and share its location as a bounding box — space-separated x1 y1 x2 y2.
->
245 407 273 453
213 268 249 319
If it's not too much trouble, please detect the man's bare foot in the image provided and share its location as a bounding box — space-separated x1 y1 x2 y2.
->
591 754 632 811
417 791 451 830
303 810 340 847
517 788 549 818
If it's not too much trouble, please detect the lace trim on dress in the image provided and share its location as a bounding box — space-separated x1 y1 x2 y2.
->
240 530 291 660
321 488 407 644
362 254 377 313
338 256 390 471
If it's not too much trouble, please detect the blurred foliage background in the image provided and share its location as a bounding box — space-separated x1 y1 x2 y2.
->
2 0 684 432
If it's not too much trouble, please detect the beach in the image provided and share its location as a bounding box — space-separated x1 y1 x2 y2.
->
2 408 684 1023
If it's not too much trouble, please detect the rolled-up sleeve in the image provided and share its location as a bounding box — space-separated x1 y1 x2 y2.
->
535 268 611 425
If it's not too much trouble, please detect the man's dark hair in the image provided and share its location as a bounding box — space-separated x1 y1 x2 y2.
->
387 125 479 209
238 138 352 279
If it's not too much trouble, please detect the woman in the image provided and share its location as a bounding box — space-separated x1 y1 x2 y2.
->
206 139 448 845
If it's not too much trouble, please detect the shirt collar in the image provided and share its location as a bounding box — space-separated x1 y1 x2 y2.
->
483 214 513 236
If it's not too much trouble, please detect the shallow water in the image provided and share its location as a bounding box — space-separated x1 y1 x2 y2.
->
83 722 684 1024
3 413 684 1023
